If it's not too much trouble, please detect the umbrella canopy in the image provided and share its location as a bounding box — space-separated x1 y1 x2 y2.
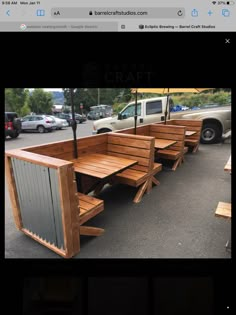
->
131 88 212 126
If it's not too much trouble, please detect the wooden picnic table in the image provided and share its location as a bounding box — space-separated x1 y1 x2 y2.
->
71 153 138 193
224 155 231 173
154 139 177 150
185 130 197 136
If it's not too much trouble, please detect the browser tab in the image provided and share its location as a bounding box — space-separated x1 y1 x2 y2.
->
0 0 234 31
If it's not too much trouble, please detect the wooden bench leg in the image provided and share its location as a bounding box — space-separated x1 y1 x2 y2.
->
172 158 181 171
133 180 149 203
192 144 199 153
93 182 106 196
152 176 160 186
80 226 104 236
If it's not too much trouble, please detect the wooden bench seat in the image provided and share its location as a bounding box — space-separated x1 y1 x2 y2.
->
150 124 186 171
107 133 162 203
164 119 203 153
77 192 104 236
156 149 181 159
185 139 198 146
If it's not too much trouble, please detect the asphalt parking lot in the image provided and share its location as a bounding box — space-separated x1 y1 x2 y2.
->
5 121 231 258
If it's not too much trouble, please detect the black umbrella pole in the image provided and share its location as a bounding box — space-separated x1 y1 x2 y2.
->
70 88 78 159
71 121 78 159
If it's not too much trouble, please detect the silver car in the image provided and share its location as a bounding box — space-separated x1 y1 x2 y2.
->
21 115 57 133
47 116 69 129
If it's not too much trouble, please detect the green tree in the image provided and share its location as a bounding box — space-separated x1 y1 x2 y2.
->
63 88 132 113
29 89 54 114
5 88 27 114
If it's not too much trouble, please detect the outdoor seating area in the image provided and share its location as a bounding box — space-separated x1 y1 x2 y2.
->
5 119 231 258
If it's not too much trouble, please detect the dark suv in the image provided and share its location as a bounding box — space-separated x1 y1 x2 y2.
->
5 112 22 139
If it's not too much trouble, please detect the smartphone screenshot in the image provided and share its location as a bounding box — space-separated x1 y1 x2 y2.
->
3 1 233 315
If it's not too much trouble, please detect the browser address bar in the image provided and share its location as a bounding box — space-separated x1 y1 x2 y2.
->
51 7 185 18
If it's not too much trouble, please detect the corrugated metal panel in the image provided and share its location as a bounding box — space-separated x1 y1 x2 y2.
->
11 158 64 249
49 168 64 249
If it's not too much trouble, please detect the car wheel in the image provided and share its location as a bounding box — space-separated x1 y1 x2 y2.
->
37 125 45 133
97 128 112 134
10 131 20 138
201 123 221 144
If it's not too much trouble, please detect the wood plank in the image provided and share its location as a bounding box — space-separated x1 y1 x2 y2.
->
74 162 115 175
224 156 231 172
185 130 197 136
150 124 186 135
108 135 152 149
107 152 149 168
77 192 103 206
154 139 177 149
67 165 80 255
79 203 104 225
80 226 104 236
5 156 23 230
215 202 231 218
107 143 151 158
89 153 140 166
73 165 108 178
150 132 184 141
170 119 202 127
109 132 154 141
5 149 73 169
57 165 74 258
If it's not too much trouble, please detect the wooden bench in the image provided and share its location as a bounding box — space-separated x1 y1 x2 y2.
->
107 133 162 203
149 124 186 171
165 119 203 153
5 149 104 258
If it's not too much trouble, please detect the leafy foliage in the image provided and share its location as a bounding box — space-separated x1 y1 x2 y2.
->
28 89 54 114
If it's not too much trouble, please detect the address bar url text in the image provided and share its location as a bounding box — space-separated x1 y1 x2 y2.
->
93 10 148 16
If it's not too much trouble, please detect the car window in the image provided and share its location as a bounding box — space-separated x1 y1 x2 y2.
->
146 100 162 115
121 103 141 118
28 116 36 121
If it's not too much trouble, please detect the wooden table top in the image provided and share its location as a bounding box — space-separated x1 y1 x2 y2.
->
185 130 197 136
155 139 177 149
224 155 231 172
71 153 138 179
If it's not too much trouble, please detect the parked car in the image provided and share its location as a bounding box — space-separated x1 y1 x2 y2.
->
21 115 57 133
75 113 87 123
5 112 22 139
55 113 86 125
48 115 69 129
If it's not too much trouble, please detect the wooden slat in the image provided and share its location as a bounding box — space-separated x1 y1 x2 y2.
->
107 152 149 170
57 165 74 258
107 143 150 158
109 132 154 142
150 132 184 141
215 202 231 218
158 150 180 160
80 226 104 236
5 149 72 169
224 156 231 172
5 156 23 230
108 135 152 149
150 124 185 135
77 192 104 206
67 165 80 255
169 119 202 127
